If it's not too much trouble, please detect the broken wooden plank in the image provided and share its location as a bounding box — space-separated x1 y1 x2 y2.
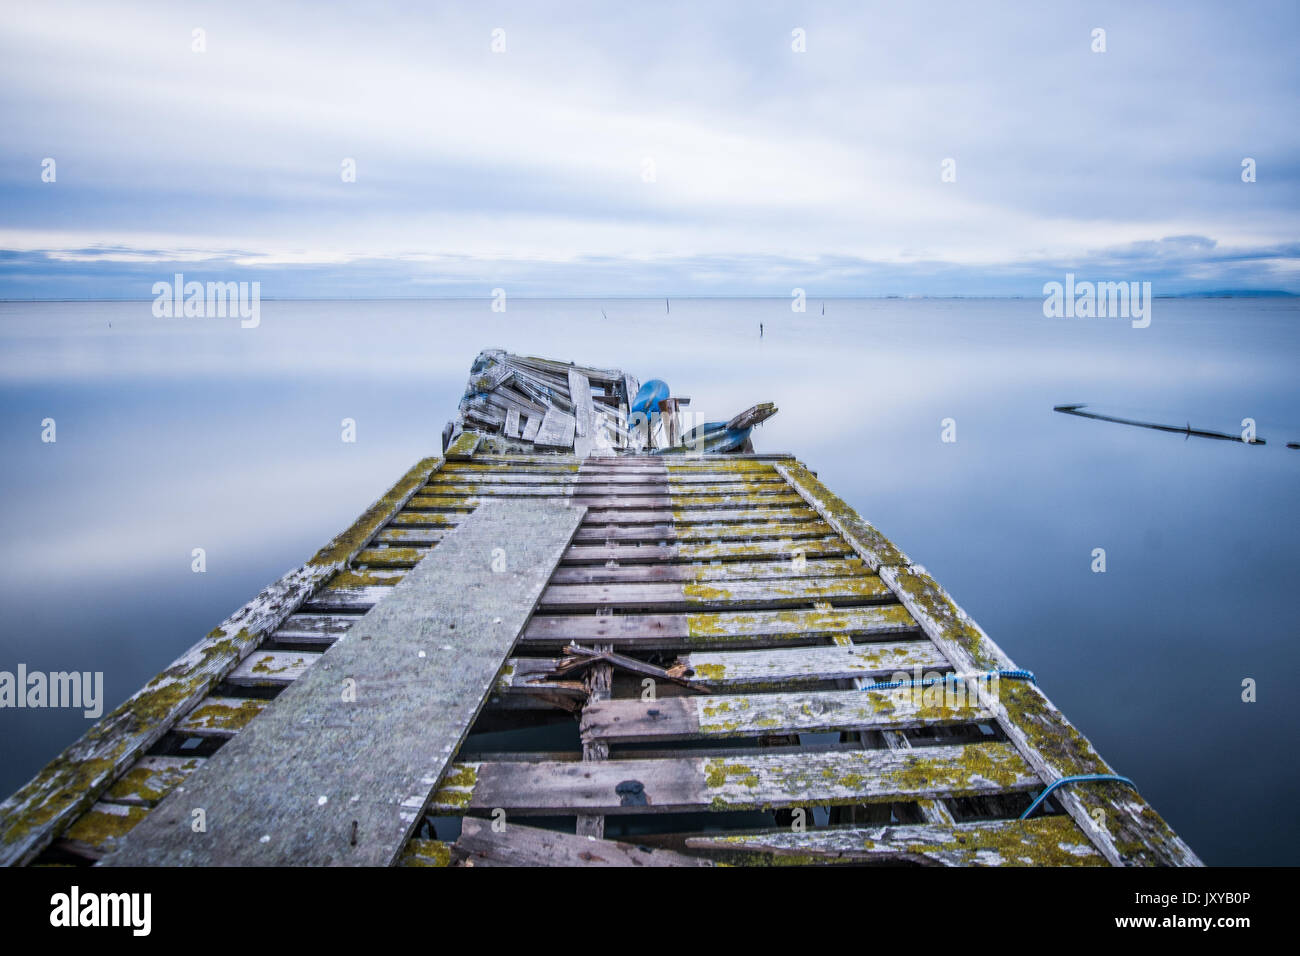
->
521 604 917 650
575 634 614 837
455 817 711 867
387 511 463 528
568 369 594 439
838 632 957 826
557 643 711 693
878 720 955 825
56 802 149 861
101 498 585 867
172 696 266 738
226 650 321 687
676 641 948 690
686 816 1104 866
468 361 515 393
101 756 205 808
726 403 778 431
429 743 1039 814
399 839 453 867
580 688 990 742
270 615 358 646
534 407 577 449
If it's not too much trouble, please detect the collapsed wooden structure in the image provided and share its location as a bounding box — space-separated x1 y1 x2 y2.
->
448 350 640 456
0 352 1201 867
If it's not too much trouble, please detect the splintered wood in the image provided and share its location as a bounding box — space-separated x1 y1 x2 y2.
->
451 351 628 454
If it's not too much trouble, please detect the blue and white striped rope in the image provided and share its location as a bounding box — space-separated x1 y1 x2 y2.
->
860 668 1036 692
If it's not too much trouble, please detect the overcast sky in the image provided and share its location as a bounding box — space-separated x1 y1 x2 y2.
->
1 0 1297 297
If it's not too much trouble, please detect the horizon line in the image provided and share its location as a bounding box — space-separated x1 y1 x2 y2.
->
3 291 1297 304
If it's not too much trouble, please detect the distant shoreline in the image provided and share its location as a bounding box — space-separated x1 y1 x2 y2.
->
1 292 1297 304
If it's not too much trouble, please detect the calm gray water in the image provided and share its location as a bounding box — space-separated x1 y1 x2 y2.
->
0 297 1296 864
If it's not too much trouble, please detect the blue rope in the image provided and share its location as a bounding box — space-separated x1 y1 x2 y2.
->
1020 774 1139 820
859 671 1138 822
860 668 1036 692
861 669 1136 822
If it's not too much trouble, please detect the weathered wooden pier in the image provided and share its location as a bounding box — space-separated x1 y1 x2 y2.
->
0 351 1200 867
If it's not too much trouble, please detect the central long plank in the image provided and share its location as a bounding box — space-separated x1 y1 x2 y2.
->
102 498 585 867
